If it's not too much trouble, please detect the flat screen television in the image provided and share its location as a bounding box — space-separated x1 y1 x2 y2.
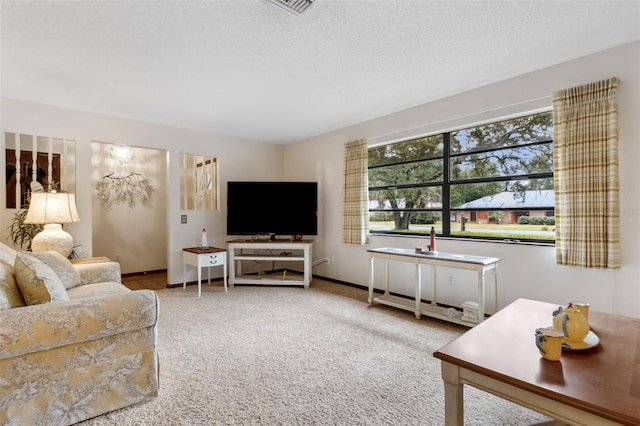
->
227 181 318 237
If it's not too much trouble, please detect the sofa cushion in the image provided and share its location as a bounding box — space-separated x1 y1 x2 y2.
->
14 252 69 305
0 260 25 310
72 260 122 285
66 281 131 299
0 243 17 266
30 251 82 289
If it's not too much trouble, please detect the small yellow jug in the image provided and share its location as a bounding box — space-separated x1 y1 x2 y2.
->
535 327 564 361
552 303 590 343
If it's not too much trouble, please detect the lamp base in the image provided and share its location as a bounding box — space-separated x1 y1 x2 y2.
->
31 223 74 258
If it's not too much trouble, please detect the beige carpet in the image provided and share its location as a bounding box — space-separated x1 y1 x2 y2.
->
79 279 549 425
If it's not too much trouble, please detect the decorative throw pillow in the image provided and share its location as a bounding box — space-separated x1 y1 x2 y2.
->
0 260 25 310
14 252 69 305
30 251 82 289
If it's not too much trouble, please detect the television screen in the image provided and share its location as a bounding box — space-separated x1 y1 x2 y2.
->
227 181 318 236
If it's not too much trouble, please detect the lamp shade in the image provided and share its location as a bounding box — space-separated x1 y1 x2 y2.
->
25 192 79 257
24 192 80 225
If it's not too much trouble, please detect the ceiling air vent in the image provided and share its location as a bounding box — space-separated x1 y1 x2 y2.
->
266 0 315 16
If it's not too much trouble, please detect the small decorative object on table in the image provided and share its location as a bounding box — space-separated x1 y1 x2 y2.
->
200 228 209 249
429 226 438 254
461 301 479 323
552 302 590 343
414 246 437 255
568 300 590 320
414 227 440 255
535 327 564 361
552 302 600 350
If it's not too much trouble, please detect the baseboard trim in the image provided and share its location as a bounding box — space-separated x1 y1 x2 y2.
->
312 274 368 290
170 271 484 317
122 269 167 278
312 273 486 317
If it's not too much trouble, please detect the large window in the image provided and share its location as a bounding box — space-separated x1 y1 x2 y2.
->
368 111 554 242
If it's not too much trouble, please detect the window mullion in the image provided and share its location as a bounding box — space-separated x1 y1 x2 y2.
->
443 132 451 236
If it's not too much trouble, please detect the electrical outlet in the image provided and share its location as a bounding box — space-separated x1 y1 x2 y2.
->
448 275 454 285
328 256 334 265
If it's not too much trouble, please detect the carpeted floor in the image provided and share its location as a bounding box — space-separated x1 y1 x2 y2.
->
79 279 550 425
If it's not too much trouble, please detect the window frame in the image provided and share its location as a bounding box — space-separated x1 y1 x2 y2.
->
368 111 555 244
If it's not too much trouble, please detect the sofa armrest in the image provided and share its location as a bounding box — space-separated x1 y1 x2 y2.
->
0 289 158 360
73 261 122 285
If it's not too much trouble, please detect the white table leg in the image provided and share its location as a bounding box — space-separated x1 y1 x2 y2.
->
228 248 235 288
223 254 228 291
493 265 498 314
478 270 486 322
431 264 437 306
183 261 186 290
384 260 390 296
303 245 311 288
197 264 202 298
415 262 421 319
368 256 374 305
441 361 464 426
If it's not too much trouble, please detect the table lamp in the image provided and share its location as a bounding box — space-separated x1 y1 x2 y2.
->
24 192 80 258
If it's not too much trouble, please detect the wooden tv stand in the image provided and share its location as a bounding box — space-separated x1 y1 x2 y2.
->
227 239 313 288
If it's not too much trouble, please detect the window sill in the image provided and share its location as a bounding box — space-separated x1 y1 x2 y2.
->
370 232 555 247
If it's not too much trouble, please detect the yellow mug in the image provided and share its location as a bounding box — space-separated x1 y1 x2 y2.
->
535 327 564 361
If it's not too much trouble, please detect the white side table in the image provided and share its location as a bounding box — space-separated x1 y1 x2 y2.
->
182 247 227 297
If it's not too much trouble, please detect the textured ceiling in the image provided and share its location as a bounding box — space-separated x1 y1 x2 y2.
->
2 1 639 144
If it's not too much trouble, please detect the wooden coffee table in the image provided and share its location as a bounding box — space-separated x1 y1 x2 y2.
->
434 298 640 425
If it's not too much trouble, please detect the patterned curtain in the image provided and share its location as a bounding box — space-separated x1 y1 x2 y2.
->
553 77 620 269
342 139 370 245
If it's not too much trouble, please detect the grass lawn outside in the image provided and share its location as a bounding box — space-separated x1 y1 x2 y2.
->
370 221 555 241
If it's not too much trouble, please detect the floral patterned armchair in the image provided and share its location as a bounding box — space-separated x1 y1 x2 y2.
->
0 243 159 425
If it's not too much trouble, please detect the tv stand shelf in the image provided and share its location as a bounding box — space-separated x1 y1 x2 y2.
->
231 253 305 261
227 239 313 288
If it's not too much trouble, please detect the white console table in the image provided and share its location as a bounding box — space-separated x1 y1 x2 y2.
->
227 239 313 288
367 248 499 326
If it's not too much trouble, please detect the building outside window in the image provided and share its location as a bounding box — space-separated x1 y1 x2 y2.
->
368 111 554 243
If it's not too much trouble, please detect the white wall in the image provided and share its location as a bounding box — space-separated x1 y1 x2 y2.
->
1 99 285 284
285 41 640 318
91 142 168 274
2 42 638 316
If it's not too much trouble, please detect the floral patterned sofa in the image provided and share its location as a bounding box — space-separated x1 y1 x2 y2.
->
0 243 159 425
